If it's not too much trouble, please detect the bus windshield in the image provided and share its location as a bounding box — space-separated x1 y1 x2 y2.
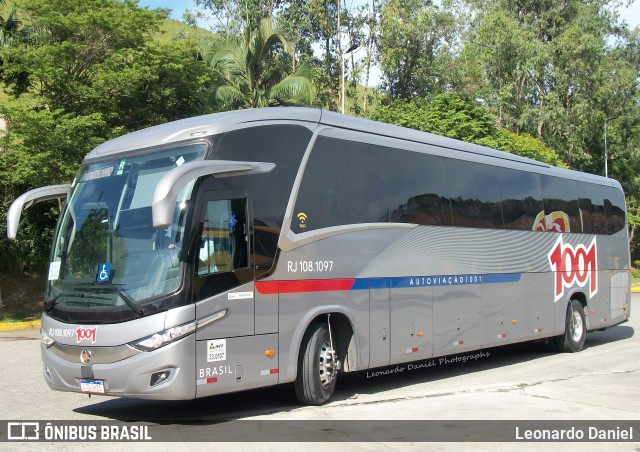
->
45 144 207 322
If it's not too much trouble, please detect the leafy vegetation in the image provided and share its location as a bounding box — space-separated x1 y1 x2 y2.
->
369 94 566 167
203 17 314 108
0 0 215 274
0 0 639 280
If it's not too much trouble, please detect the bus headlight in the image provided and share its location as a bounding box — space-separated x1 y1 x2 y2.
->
130 321 196 351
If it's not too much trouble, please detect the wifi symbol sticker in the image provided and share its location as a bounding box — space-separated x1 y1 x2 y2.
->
297 212 308 229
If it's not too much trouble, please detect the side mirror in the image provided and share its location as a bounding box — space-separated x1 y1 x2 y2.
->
151 160 275 228
7 184 70 240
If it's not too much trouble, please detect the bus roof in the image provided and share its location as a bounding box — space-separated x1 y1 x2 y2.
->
83 107 619 189
85 108 322 162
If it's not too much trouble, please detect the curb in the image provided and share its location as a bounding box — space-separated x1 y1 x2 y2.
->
0 320 41 332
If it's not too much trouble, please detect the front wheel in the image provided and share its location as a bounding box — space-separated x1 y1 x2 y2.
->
553 299 586 352
295 322 338 405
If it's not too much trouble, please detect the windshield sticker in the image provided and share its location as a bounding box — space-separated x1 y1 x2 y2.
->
48 262 61 281
176 156 185 167
116 160 126 176
82 166 114 182
96 263 111 283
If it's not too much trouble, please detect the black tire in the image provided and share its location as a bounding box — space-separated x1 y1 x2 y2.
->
295 322 338 405
553 299 586 353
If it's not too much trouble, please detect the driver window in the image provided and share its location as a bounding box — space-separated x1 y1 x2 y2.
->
197 198 248 276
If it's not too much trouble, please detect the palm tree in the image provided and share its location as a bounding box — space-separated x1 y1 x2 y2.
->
0 0 21 48
0 1 44 48
205 18 314 109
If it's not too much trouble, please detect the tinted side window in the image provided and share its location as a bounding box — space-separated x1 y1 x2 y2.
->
293 137 387 232
345 142 388 224
210 125 311 273
499 168 544 231
541 176 581 233
212 125 311 228
387 150 451 226
448 159 502 228
577 182 607 235
604 186 626 234
293 138 347 232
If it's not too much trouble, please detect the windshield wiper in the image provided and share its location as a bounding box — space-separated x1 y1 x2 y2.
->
70 282 144 317
44 292 112 313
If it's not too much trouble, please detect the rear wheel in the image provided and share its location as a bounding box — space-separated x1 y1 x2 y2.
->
553 299 586 352
295 322 338 405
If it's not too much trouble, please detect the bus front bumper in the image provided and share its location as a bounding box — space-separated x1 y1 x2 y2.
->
41 334 196 400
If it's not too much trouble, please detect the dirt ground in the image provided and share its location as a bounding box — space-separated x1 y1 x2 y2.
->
0 272 46 320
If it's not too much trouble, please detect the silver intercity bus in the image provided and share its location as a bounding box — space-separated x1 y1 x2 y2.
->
6 108 631 405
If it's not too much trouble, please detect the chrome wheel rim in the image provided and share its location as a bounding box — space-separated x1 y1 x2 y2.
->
570 309 584 342
318 341 337 389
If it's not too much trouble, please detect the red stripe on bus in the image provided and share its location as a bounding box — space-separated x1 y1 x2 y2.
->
255 279 356 295
255 281 279 294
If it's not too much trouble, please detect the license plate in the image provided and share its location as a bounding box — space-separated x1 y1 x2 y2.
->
80 379 105 394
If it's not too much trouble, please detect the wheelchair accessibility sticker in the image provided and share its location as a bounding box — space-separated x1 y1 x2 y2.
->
97 263 111 283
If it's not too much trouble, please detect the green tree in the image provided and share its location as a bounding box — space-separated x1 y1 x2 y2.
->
455 1 640 262
0 1 20 48
90 41 215 130
369 93 565 167
279 0 340 110
0 0 215 273
458 0 638 174
358 0 381 114
0 0 165 105
0 109 112 273
370 94 493 141
278 0 379 112
195 0 283 34
204 17 314 109
196 0 378 112
378 0 457 99
455 9 533 130
476 129 566 168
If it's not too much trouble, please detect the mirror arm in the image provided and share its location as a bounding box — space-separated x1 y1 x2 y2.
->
151 160 275 228
7 184 70 240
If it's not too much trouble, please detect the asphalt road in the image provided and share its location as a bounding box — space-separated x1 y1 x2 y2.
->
1 298 639 451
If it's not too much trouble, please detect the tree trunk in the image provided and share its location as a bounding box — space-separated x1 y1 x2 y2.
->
338 0 343 112
362 0 375 113
537 96 544 142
